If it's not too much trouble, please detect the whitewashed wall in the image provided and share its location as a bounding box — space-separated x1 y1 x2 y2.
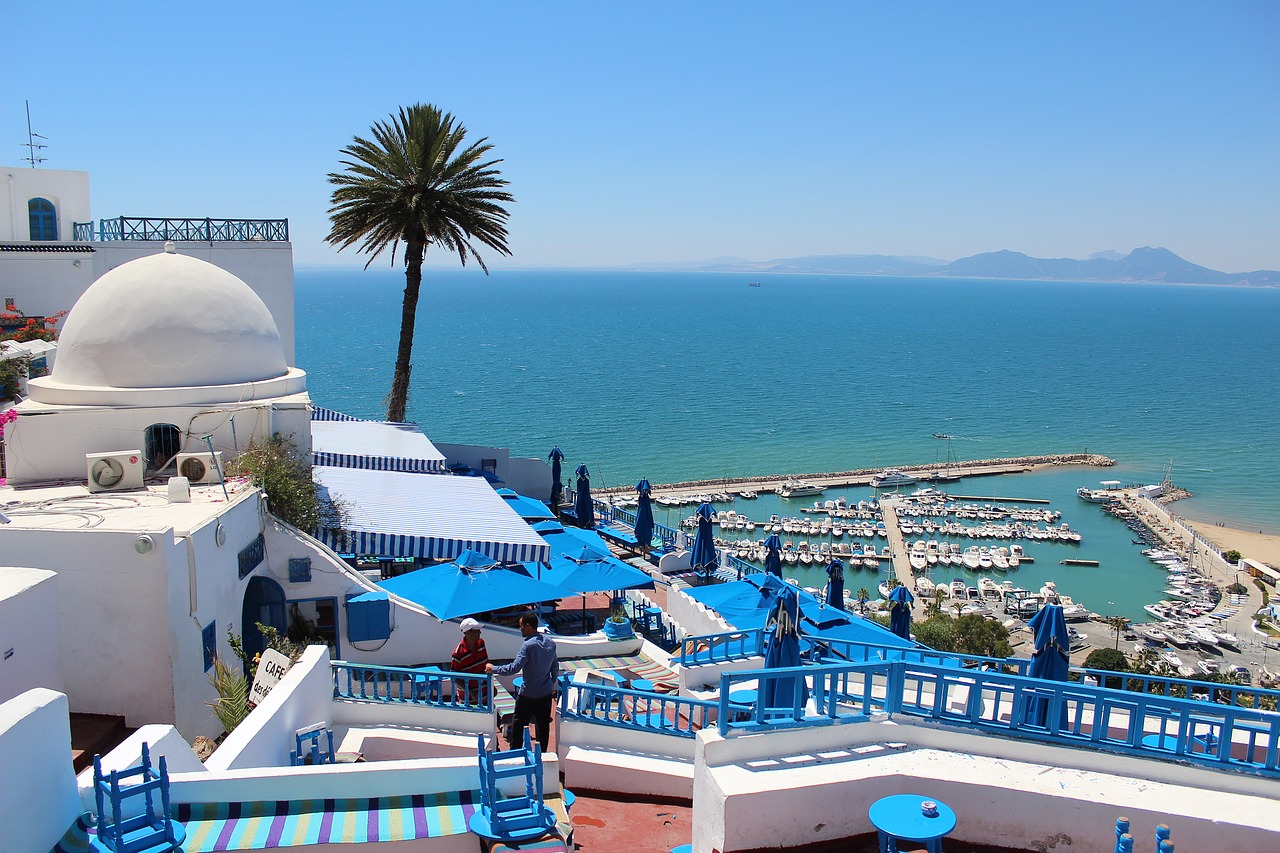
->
0 567 62 705
0 252 96 320
0 689 82 853
433 442 551 499
1 167 91 241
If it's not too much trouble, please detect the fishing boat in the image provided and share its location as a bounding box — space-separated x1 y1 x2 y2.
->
870 468 918 488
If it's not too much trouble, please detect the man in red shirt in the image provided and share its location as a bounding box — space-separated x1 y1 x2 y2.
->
450 618 490 706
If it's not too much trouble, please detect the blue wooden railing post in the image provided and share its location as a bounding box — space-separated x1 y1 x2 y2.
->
1154 824 1172 853
1114 817 1129 853
1117 835 1133 853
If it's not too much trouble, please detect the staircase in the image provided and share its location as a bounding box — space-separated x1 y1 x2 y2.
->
70 712 133 773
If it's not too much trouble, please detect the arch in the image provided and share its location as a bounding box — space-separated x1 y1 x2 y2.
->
241 576 287 664
143 423 182 473
28 198 57 241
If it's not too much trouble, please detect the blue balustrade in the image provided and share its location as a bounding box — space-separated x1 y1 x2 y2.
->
331 660 492 713
677 629 766 667
72 216 288 242
557 673 718 737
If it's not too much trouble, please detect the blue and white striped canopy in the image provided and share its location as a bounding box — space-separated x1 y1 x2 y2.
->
311 419 447 474
314 466 550 564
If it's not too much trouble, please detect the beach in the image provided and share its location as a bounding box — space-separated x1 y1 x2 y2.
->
1182 518 1280 570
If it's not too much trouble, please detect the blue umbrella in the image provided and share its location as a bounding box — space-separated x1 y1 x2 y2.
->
888 584 914 639
762 532 783 578
1025 602 1070 727
633 478 655 554
573 464 594 529
688 502 718 582
760 584 808 716
373 550 566 620
825 558 845 610
527 545 655 633
548 447 564 514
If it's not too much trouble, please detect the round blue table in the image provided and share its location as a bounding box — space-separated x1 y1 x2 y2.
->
868 794 956 853
630 678 654 692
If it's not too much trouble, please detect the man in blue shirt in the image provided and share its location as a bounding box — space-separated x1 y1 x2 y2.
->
487 613 560 750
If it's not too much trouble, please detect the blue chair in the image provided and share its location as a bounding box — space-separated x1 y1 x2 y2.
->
290 724 335 766
469 729 558 843
90 743 186 853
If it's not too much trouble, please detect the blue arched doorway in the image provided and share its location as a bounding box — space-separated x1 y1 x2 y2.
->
241 576 287 664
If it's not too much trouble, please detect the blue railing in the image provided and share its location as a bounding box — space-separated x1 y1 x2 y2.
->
72 216 288 242
726 554 762 579
611 506 637 527
677 629 765 667
331 661 492 713
713 660 1280 775
556 673 718 738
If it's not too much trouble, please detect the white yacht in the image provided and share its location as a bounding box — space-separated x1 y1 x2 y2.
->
779 479 825 498
870 468 918 488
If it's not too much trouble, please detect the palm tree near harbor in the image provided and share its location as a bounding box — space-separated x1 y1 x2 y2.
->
855 588 871 614
327 104 514 422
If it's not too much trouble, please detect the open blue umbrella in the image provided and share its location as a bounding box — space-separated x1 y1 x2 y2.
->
573 464 594 529
548 447 564 514
762 533 783 578
760 584 808 717
373 550 566 620
1025 602 1070 727
633 479 655 555
688 502 718 582
825 558 845 610
527 545 655 633
888 584 914 639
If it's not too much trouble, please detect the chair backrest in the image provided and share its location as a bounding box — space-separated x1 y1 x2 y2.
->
92 742 180 853
291 723 335 766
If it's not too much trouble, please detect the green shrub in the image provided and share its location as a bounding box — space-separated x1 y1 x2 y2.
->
206 657 249 734
1224 549 1242 564
228 434 346 532
1084 647 1129 672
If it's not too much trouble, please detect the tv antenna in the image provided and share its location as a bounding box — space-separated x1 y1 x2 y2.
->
22 100 47 168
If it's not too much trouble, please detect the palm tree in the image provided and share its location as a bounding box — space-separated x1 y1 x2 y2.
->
855 588 871 614
327 104 514 422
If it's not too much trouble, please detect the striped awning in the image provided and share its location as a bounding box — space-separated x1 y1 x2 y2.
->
310 419 447 474
314 466 550 564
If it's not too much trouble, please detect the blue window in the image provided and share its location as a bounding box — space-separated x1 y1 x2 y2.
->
288 557 312 583
28 198 57 241
202 620 217 671
238 533 265 579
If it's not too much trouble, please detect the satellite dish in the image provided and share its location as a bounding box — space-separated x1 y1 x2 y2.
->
90 457 125 488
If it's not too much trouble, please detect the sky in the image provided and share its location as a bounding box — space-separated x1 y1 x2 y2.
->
3 1 1278 272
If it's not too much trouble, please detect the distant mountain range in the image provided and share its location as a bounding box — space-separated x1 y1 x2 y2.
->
624 247 1280 286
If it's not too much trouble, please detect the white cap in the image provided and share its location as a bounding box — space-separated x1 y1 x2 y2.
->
460 618 481 633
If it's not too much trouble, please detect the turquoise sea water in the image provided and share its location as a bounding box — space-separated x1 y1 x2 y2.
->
296 270 1280 621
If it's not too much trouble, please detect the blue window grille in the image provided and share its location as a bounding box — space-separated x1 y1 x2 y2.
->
202 621 217 671
238 534 265 579
288 557 312 583
28 198 57 241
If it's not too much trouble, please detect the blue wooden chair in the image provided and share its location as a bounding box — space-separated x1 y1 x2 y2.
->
290 723 335 766
90 743 186 853
468 729 558 843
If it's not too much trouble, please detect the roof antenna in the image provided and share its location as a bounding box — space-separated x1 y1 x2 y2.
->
22 100 47 168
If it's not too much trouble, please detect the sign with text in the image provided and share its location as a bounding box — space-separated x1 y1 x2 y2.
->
249 648 292 705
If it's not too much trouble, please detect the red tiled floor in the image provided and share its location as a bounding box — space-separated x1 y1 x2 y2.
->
567 792 693 853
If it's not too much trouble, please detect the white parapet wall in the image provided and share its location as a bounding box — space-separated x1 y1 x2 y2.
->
0 567 62 705
0 689 83 853
691 716 1280 853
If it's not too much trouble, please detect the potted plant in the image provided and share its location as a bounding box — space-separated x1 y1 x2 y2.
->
602 606 634 640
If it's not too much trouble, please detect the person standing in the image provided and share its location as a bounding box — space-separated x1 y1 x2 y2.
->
487 613 559 750
450 617 490 705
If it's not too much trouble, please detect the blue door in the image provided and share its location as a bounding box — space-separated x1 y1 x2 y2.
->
241 576 287 664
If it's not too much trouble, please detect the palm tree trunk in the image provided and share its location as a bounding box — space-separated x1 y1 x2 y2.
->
388 240 425 422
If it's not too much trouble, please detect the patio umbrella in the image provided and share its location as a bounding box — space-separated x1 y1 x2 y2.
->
762 533 783 578
1025 602 1070 727
373 549 566 620
527 545 655 634
688 502 718 582
633 478 655 555
825 558 845 610
887 584 914 639
573 464 595 529
760 584 809 716
548 447 564 514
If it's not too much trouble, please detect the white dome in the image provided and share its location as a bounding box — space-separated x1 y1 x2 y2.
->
51 249 288 389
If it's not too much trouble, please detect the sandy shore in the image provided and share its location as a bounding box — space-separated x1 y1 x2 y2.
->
1181 518 1280 569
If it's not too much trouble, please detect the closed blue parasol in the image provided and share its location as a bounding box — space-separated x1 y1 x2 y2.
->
760 584 808 716
373 550 566 620
762 532 783 578
1025 602 1070 727
825 558 845 610
573 464 594 529
688 503 718 582
548 447 564 514
888 584 915 639
633 479 655 555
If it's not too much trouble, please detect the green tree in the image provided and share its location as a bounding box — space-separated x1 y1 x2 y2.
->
229 435 347 532
1224 549 1242 564
1084 647 1129 672
327 104 514 422
952 614 1012 658
912 616 956 652
855 588 871 614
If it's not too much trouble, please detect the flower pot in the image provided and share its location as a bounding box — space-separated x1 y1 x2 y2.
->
602 618 634 640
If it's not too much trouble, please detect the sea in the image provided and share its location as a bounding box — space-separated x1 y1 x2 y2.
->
296 269 1280 622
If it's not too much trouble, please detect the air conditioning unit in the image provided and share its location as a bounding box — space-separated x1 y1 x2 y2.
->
86 450 145 493
175 451 225 484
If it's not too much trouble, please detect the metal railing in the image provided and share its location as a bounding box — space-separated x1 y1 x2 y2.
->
557 673 719 738
72 216 288 243
331 661 492 713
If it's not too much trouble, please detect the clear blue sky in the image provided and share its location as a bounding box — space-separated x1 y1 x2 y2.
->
4 1 1278 271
